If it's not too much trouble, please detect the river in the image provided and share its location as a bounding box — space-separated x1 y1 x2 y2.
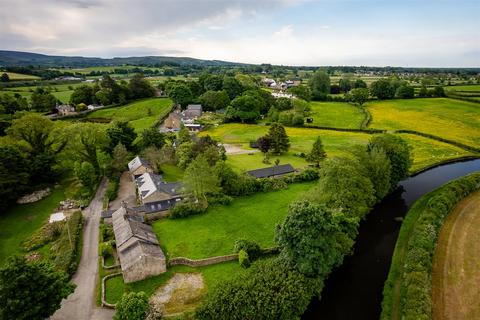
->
303 158 480 320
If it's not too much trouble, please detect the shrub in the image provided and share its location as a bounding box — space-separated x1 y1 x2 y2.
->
234 239 262 260
169 201 208 219
23 221 63 251
207 193 233 205
106 174 120 201
238 250 250 268
100 242 113 257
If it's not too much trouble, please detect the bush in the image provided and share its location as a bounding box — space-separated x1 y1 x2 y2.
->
234 239 262 260
258 177 288 192
23 222 63 251
238 250 250 268
207 193 233 205
100 242 113 258
292 168 319 182
169 201 208 219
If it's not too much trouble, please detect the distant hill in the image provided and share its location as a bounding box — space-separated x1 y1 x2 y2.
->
0 50 246 68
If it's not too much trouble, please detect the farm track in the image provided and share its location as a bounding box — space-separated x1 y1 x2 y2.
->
432 191 480 320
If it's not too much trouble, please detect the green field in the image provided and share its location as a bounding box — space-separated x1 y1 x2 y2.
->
4 72 41 80
86 98 173 133
153 182 314 260
306 101 364 128
0 82 87 103
202 123 470 173
0 186 66 264
366 98 480 147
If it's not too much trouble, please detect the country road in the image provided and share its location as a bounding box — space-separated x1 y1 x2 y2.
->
51 179 114 320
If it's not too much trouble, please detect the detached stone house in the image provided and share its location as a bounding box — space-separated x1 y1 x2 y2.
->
135 172 182 204
128 156 153 178
56 104 76 116
183 104 202 120
247 164 295 179
112 206 166 283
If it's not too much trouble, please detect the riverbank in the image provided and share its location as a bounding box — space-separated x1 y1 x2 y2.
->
381 172 480 320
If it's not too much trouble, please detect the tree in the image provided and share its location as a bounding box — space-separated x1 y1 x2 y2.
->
74 161 97 188
177 124 191 144
70 85 95 105
7 114 66 183
114 292 149 320
370 79 395 100
309 157 376 218
63 123 109 175
309 70 331 100
111 143 129 173
353 79 367 88
0 73 9 82
199 90 230 111
433 85 445 97
203 75 224 91
222 76 243 99
395 84 415 99
266 123 290 154
306 136 326 166
0 256 75 320
275 97 293 111
139 127 165 150
275 200 359 277
196 259 321 320
0 144 29 210
339 77 352 93
353 146 392 200
288 85 312 101
267 106 279 122
367 134 412 189
226 95 262 123
418 84 428 98
167 83 193 108
256 136 271 163
348 88 370 106
128 73 155 99
106 121 137 154
30 88 57 112
183 155 220 202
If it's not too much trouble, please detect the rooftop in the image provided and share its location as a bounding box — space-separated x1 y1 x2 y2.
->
246 164 295 179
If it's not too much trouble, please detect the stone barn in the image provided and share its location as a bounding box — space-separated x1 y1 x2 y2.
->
128 156 153 178
112 206 167 283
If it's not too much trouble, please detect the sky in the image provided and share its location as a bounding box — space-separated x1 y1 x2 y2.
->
0 0 479 67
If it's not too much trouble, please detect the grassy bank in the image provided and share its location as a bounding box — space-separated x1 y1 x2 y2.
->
381 172 480 320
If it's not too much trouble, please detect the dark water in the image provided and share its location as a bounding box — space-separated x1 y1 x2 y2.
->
303 158 480 320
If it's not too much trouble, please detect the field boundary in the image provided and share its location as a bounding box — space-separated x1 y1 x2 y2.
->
380 172 480 320
102 272 123 308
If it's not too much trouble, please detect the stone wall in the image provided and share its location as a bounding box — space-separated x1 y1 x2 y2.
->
168 254 239 267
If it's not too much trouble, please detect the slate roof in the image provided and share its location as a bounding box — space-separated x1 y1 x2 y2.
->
135 172 182 201
112 207 165 270
246 164 295 179
127 156 151 173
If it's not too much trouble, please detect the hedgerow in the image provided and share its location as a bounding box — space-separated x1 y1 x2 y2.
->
381 172 480 319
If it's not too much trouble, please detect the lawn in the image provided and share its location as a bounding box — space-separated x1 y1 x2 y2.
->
306 101 365 128
105 260 247 305
153 182 315 260
366 98 480 147
87 98 173 133
161 164 184 182
0 186 65 264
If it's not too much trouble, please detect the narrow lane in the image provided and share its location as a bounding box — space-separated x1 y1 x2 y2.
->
52 179 114 320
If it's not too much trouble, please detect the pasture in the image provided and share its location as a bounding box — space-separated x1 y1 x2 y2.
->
86 98 173 133
202 123 472 173
366 98 480 147
4 72 40 80
153 182 315 259
306 101 364 128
